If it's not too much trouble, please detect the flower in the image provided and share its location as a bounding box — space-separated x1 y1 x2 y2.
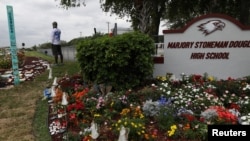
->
112 117 146 137
142 99 160 117
239 113 250 125
67 100 85 119
200 106 238 124
167 124 177 137
47 73 250 140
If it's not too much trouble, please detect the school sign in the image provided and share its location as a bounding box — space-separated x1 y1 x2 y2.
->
154 13 250 80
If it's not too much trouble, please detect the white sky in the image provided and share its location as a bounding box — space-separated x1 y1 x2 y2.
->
0 0 135 48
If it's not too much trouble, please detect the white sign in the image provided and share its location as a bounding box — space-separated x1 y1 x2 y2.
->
154 14 250 80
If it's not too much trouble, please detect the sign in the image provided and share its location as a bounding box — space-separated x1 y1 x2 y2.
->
6 5 20 85
154 14 250 80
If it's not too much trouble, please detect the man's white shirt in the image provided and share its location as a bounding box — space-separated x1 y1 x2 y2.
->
51 28 61 45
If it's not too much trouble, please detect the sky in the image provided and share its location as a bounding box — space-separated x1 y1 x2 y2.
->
0 0 138 48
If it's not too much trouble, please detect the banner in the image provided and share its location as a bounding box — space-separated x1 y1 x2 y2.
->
6 5 20 85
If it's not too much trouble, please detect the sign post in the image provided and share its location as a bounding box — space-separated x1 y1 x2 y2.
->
6 5 20 85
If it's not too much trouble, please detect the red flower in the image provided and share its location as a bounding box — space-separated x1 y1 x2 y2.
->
82 135 92 141
210 106 238 124
181 113 196 122
228 103 240 111
69 113 76 120
67 101 85 112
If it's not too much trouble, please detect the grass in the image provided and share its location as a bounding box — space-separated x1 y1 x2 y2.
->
0 51 80 141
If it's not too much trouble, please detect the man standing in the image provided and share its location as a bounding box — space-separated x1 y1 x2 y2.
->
51 21 63 65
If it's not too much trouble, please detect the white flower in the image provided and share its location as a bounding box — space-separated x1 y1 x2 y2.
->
239 114 250 125
241 122 249 125
142 99 160 116
193 89 198 92
167 91 171 95
163 83 168 87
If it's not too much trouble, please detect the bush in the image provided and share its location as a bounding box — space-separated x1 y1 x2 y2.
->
76 32 155 90
0 51 25 69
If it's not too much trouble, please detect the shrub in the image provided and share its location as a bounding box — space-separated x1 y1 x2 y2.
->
0 51 25 69
76 32 155 90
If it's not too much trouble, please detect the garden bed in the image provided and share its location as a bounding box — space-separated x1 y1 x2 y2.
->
0 56 49 88
44 74 250 141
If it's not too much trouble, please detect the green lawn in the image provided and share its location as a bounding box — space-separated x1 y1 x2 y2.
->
0 50 80 141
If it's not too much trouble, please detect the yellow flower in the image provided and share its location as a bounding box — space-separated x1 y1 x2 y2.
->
168 130 175 136
140 114 144 119
94 114 101 117
167 124 177 137
207 76 214 81
171 125 177 130
120 108 130 115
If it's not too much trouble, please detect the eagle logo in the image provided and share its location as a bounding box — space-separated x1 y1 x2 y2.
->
197 20 225 36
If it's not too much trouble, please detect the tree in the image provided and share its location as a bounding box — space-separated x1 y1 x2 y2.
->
239 0 250 25
55 0 86 8
100 0 167 39
56 0 250 37
166 0 250 29
56 0 167 38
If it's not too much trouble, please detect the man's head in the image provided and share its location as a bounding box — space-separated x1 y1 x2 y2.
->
52 21 57 28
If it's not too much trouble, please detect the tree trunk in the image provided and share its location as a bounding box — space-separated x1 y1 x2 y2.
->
149 1 166 42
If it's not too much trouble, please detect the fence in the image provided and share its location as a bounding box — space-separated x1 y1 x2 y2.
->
39 43 165 61
38 46 77 61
